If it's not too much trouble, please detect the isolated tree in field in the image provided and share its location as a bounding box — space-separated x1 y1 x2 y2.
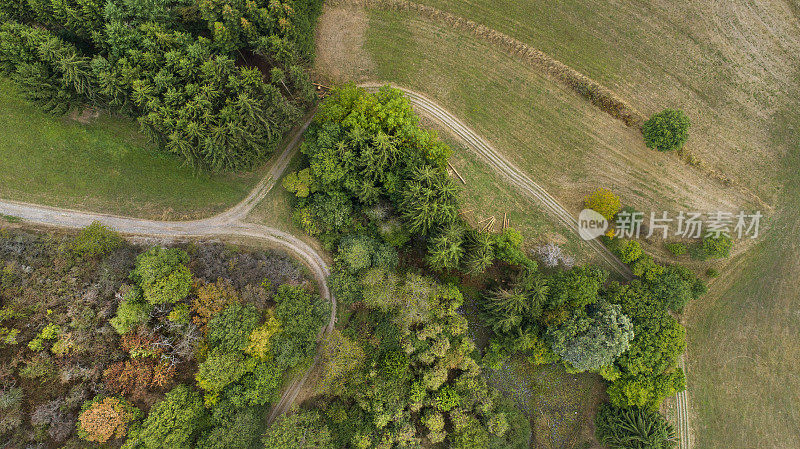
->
584 188 622 220
594 403 676 449
642 109 690 152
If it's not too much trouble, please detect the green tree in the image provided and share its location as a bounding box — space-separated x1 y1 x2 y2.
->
337 234 379 273
400 166 461 236
595 403 676 449
547 302 634 372
426 223 465 271
262 409 335 449
464 231 495 275
547 266 608 309
110 287 152 334
642 109 690 152
126 385 209 449
207 303 260 353
130 247 192 305
272 285 330 368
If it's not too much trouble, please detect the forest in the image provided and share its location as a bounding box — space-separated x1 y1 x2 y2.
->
0 0 322 171
271 85 702 447
0 224 329 448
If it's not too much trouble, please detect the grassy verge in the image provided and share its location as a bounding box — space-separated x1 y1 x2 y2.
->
244 152 327 257
0 78 263 220
687 120 800 448
432 125 596 266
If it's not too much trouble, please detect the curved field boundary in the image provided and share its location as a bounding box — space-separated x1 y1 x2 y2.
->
332 0 645 127
337 0 770 212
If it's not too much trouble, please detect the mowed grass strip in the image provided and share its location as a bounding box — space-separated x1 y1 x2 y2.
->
687 123 800 449
413 0 800 203
0 78 262 220
358 8 748 216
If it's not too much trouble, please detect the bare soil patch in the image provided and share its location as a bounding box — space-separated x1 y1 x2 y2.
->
313 5 375 85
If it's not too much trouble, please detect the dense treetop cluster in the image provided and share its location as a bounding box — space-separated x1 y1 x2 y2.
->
0 0 322 170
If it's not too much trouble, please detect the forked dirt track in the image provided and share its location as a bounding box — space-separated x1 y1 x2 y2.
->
0 89 695 442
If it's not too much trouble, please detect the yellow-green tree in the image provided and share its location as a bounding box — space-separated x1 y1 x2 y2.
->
584 188 621 220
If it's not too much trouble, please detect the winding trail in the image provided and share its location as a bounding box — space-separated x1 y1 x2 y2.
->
362 84 634 279
0 114 337 425
0 87 693 444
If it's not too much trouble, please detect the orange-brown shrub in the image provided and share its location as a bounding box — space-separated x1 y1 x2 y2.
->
77 397 137 443
103 358 176 402
191 278 240 327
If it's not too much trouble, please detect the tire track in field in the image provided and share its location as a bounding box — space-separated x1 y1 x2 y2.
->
361 84 634 280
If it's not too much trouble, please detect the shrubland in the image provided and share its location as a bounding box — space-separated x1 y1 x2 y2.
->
0 223 327 447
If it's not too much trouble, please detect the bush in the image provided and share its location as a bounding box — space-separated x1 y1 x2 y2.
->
607 369 685 410
595 403 676 449
642 109 690 152
584 188 622 220
77 396 140 444
664 242 687 256
617 240 643 264
72 222 123 258
261 409 334 449
700 235 732 259
130 247 193 305
706 268 719 278
110 287 152 334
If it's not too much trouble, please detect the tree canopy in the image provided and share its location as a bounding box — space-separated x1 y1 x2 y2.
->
0 0 322 170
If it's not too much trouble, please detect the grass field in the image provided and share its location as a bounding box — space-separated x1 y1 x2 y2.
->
686 121 800 448
0 78 263 220
413 0 799 205
315 6 754 218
